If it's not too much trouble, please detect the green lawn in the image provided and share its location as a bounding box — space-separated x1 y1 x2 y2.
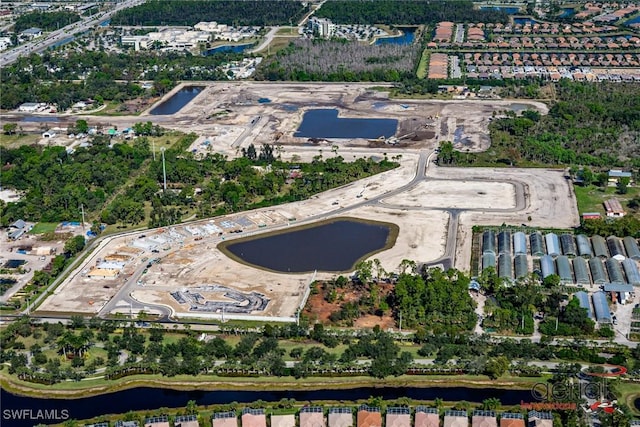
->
29 222 59 234
574 184 640 215
0 133 40 148
416 48 429 79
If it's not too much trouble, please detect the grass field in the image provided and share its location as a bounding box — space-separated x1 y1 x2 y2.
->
0 133 40 148
416 48 429 79
574 184 640 215
29 222 59 234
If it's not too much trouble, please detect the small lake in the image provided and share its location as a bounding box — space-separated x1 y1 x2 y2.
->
513 17 539 25
294 109 397 139
221 218 396 273
559 8 575 18
1 386 534 427
205 43 253 54
480 6 520 14
375 27 416 45
149 86 204 115
626 15 640 26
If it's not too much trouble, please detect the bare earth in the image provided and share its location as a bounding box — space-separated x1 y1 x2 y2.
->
36 82 574 322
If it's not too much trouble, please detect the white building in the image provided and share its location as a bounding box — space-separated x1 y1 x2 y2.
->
121 29 210 51
0 36 12 51
307 17 336 38
18 102 40 112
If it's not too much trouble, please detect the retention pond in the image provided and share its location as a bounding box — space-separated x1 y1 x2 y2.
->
149 86 204 115
219 218 397 273
294 109 398 139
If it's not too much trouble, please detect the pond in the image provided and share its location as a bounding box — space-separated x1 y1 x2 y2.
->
513 17 539 25
149 86 205 115
220 218 397 273
559 8 575 18
375 27 416 45
294 109 398 139
480 6 520 14
1 386 534 427
205 43 253 54
626 15 640 26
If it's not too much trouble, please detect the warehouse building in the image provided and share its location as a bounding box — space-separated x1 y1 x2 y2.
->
556 256 573 284
591 235 609 259
623 237 640 260
513 232 527 255
607 236 626 261
545 233 561 257
622 258 640 286
592 291 612 324
589 258 608 284
575 291 594 320
605 258 625 284
560 234 577 257
572 257 591 285
529 232 544 256
576 235 593 258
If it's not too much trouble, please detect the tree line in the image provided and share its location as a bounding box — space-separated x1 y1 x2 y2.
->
14 11 81 33
110 0 309 26
314 1 509 25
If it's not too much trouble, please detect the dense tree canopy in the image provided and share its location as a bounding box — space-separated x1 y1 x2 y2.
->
14 11 81 33
315 0 508 25
111 0 309 26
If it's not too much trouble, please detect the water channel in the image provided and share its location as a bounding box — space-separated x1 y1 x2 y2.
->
1 386 536 427
221 218 396 273
149 86 205 115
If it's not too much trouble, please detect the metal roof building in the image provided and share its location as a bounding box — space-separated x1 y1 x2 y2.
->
560 234 577 257
498 254 513 280
545 233 561 257
530 232 544 256
514 254 528 279
622 258 640 286
623 236 640 260
540 255 556 278
575 291 593 319
589 258 607 284
592 291 612 324
572 257 590 285
605 258 625 284
576 235 593 258
498 230 512 255
482 230 496 255
482 253 496 270
513 232 527 255
556 256 573 283
591 235 609 259
607 236 626 261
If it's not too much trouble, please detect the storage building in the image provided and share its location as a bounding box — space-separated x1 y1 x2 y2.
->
560 234 577 257
572 257 590 285
212 412 237 427
592 291 612 324
622 258 640 286
623 236 640 260
513 232 527 255
514 254 528 279
482 253 496 270
498 230 512 255
328 408 353 427
385 408 410 427
575 291 594 319
591 235 609 259
540 255 556 278
545 233 560 257
556 256 573 284
589 258 607 284
498 254 513 280
500 413 524 427
357 406 381 427
444 411 468 427
576 235 593 258
530 232 544 256
472 411 497 427
300 407 325 427
415 408 439 427
607 236 626 261
482 230 496 255
605 258 625 284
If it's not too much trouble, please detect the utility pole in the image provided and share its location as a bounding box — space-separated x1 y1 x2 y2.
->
399 311 402 332
80 204 85 231
161 147 167 191
152 139 156 161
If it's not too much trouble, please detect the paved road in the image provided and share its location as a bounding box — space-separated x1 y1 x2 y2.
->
0 0 144 66
249 26 280 54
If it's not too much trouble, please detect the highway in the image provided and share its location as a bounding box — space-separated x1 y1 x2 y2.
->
0 0 145 66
